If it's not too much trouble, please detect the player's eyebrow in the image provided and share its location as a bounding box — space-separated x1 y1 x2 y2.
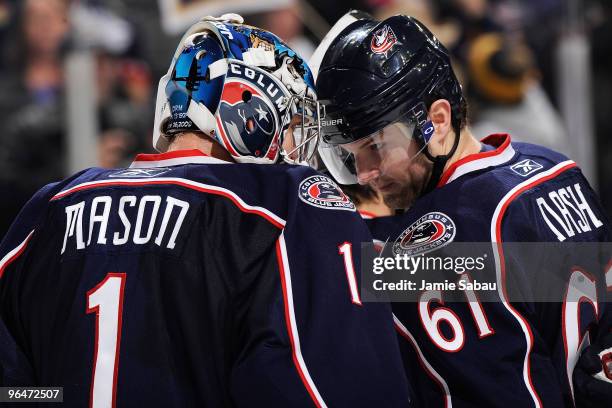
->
361 131 384 147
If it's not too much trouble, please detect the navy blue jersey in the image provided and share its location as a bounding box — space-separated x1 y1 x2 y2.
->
0 150 412 407
368 134 612 407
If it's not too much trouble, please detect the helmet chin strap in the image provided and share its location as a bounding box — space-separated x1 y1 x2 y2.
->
421 130 460 195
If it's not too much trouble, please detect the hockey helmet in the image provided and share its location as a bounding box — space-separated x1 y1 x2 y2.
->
315 14 464 185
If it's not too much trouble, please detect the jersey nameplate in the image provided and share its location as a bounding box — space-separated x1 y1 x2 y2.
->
61 194 190 254
536 183 603 241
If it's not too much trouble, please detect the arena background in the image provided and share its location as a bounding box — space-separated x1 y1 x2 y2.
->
0 0 610 237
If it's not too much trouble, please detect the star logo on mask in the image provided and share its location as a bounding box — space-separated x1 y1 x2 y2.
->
255 104 269 122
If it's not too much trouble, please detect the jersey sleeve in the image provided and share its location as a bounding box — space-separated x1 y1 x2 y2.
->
0 181 62 386
230 168 412 407
0 182 59 269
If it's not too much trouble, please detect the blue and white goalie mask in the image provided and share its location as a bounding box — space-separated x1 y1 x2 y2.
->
153 14 321 165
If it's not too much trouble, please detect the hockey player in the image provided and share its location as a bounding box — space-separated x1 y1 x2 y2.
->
0 15 412 407
315 13 611 407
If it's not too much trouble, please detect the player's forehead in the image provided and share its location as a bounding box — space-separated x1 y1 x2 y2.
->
342 123 409 153
342 132 380 153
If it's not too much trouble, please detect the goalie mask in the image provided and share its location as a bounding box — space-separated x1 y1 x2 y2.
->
153 14 320 165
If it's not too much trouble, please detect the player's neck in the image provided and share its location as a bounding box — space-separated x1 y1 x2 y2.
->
167 132 235 163
442 128 481 173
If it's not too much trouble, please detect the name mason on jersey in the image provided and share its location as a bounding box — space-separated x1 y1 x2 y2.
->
61 194 190 254
536 183 603 241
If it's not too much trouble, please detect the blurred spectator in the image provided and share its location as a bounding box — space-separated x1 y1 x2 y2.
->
96 53 154 168
1 0 68 107
466 32 572 155
0 0 152 237
98 128 132 169
70 0 152 167
0 0 69 236
0 0 15 68
250 0 315 60
589 0 612 215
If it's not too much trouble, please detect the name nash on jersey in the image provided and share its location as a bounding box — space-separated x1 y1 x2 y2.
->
61 194 190 254
536 182 603 241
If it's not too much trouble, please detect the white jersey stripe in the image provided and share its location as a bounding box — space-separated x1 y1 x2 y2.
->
50 177 286 228
129 156 229 168
394 314 452 408
0 230 35 278
277 233 327 407
490 160 576 408
446 143 516 185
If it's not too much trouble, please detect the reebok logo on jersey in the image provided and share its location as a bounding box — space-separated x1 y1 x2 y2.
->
109 168 171 178
393 212 455 256
510 159 543 177
298 175 356 211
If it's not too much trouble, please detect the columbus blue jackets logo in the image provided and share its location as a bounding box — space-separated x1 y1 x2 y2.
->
216 61 287 160
393 212 455 256
217 80 279 158
299 175 356 211
371 25 398 55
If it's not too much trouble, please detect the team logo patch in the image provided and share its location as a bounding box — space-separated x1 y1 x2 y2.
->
393 212 456 256
216 62 288 160
109 168 171 178
371 25 398 55
217 79 279 158
298 175 356 211
510 159 543 177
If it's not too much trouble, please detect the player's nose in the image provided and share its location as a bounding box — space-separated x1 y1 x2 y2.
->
355 154 381 185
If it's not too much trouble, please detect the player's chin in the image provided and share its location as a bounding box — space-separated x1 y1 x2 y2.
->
382 187 416 210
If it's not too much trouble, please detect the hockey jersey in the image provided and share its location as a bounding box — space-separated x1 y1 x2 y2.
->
0 149 412 407
367 134 612 407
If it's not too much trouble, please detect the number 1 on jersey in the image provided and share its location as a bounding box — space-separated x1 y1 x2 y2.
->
338 242 362 305
86 273 126 408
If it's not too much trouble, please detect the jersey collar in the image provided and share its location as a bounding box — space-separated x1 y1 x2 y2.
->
437 134 515 187
129 149 230 168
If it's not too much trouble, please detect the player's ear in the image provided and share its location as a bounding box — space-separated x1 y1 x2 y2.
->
427 99 453 156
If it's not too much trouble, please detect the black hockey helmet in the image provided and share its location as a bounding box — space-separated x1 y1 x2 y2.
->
315 14 465 187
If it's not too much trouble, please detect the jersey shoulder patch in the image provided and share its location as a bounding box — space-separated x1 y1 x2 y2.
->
298 174 356 212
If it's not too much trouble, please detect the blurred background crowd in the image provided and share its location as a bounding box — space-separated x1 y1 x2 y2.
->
0 0 610 236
